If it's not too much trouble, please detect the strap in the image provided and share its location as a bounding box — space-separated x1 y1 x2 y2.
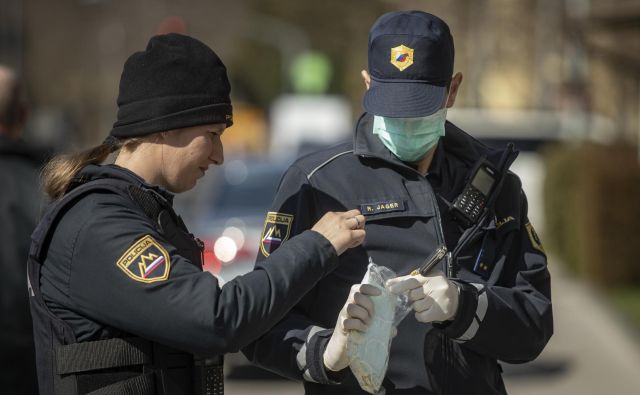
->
86 372 155 395
127 185 165 224
451 144 518 261
55 338 151 375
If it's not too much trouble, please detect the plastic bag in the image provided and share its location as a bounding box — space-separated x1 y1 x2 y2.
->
346 258 412 394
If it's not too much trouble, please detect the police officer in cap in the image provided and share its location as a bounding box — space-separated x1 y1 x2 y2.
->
28 33 366 395
244 11 553 394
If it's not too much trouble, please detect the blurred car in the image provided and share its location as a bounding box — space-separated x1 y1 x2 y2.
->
174 156 292 283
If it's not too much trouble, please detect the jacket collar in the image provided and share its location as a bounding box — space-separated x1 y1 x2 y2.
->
75 164 175 204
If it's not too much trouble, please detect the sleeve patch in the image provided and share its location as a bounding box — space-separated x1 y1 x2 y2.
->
116 235 171 283
260 212 294 257
525 222 546 254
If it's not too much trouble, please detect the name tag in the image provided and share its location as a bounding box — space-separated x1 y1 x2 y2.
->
360 200 405 215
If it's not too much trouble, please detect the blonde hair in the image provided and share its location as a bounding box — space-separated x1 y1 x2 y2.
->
41 136 150 200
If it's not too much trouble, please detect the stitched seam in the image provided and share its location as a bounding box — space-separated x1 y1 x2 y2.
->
67 214 94 305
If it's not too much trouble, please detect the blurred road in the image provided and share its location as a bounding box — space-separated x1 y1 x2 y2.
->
502 260 640 395
224 259 640 394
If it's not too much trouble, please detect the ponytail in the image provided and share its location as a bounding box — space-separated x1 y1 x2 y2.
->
41 137 120 200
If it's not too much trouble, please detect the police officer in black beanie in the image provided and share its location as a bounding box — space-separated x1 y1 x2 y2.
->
28 33 367 395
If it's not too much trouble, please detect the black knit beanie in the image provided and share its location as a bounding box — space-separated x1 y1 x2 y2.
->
109 33 232 138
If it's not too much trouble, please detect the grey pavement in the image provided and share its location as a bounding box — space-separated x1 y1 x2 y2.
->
224 259 640 394
502 260 640 395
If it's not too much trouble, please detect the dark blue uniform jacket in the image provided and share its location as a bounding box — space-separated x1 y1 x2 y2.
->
243 113 553 395
35 164 339 386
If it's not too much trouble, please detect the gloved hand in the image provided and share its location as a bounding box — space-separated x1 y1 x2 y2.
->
323 283 381 372
386 271 460 323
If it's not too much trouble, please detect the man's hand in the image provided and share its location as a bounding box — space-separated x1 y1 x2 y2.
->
323 284 381 372
311 209 366 255
387 271 459 323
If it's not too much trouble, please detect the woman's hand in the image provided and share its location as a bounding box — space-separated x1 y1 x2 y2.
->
311 209 366 255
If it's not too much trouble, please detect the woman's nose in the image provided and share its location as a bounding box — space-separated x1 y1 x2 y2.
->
210 140 224 165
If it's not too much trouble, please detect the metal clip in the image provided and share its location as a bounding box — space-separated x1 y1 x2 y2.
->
411 245 448 276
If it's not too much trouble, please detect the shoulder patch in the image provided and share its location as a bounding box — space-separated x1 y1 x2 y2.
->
496 216 515 229
525 222 546 254
117 235 170 283
260 212 294 257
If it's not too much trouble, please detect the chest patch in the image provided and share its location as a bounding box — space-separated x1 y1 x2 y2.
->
117 235 170 283
360 200 405 216
260 212 294 257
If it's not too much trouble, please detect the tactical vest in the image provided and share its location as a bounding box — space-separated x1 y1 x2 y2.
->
28 177 224 395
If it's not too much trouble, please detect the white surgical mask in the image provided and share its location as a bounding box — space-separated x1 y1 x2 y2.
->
373 108 447 162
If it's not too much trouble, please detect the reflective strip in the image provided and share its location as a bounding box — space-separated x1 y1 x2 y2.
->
295 343 307 370
303 369 318 383
307 151 353 180
27 273 34 297
474 284 488 321
457 319 480 342
457 283 488 342
295 326 325 374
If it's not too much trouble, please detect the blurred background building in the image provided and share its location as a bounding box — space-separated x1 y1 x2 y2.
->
1 0 639 394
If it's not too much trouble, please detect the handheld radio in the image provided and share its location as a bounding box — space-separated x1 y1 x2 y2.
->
449 161 498 228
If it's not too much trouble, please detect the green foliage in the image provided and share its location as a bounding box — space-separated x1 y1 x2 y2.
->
609 287 640 330
543 143 640 287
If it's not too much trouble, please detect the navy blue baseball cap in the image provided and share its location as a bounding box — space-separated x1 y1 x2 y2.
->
363 11 455 118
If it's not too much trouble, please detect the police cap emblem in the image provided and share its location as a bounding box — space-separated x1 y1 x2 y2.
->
390 45 414 71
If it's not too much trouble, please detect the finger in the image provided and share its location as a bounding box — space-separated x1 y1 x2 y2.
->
391 327 398 338
358 283 382 296
342 209 362 218
387 277 423 295
343 317 368 333
352 214 366 229
409 286 426 302
412 296 434 313
346 303 371 324
353 292 375 317
349 229 366 247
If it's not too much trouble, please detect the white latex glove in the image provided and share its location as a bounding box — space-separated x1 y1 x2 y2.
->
323 283 381 372
386 270 459 323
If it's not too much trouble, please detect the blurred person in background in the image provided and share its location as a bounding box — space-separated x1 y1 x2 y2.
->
0 64 40 394
28 33 368 395
244 11 553 395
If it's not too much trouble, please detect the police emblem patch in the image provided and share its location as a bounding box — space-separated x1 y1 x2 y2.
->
260 212 294 257
525 222 546 254
117 235 170 283
390 45 414 71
